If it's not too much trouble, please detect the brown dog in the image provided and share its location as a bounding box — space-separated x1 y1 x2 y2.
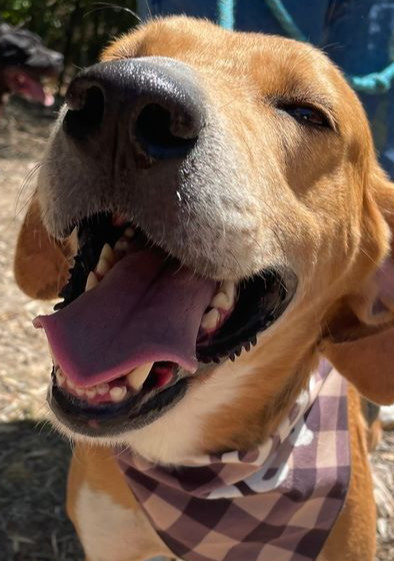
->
14 17 394 561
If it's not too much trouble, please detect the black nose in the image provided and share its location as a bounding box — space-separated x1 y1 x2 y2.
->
63 58 205 161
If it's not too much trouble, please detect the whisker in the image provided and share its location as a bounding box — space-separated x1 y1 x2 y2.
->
15 162 43 218
141 0 153 20
85 2 142 23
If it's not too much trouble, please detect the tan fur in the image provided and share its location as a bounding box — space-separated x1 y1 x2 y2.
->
14 16 394 561
67 445 172 561
14 195 75 299
320 386 376 561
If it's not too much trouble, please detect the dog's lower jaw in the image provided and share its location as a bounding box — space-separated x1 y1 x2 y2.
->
46 358 253 465
49 328 314 467
46 344 269 465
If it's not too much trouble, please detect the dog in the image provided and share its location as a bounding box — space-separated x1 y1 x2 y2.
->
0 22 63 109
13 16 394 561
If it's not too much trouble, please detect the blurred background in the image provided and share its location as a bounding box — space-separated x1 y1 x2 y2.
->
0 1 393 560
0 0 138 93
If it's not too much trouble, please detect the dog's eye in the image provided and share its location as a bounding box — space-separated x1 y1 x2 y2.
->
279 105 330 128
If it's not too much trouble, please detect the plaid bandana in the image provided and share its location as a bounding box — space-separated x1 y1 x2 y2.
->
117 361 350 561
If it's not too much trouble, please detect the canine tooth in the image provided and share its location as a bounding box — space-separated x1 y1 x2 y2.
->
86 387 97 399
55 370 65 386
101 243 115 265
96 383 109 395
127 362 154 391
95 243 115 277
69 228 78 255
75 386 85 396
124 227 135 238
110 386 127 402
85 271 99 291
96 257 111 277
201 308 220 331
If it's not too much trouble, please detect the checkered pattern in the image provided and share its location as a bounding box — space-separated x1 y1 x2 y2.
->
117 362 350 561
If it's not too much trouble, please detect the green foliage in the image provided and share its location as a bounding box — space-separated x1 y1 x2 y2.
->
0 1 139 88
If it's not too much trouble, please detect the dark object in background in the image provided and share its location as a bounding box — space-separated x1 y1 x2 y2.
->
0 22 63 108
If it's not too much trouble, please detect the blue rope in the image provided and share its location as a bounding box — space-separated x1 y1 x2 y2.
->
216 0 394 94
218 0 235 30
265 0 306 42
347 62 394 94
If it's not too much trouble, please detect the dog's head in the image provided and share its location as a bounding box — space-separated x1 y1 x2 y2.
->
14 17 394 463
0 23 63 106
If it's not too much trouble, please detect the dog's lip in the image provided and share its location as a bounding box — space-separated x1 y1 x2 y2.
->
48 366 188 436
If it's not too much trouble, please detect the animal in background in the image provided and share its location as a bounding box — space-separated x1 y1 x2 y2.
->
0 22 63 109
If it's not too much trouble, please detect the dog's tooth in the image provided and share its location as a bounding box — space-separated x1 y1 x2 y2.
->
95 244 115 277
127 362 154 391
85 271 99 291
86 387 97 399
114 238 130 253
124 227 135 238
109 386 127 402
96 383 109 395
75 386 85 397
96 257 111 277
221 280 236 303
55 370 65 387
67 378 76 390
101 243 115 265
211 292 231 310
201 308 220 331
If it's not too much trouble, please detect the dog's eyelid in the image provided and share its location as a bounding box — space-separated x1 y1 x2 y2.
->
307 101 338 133
273 97 338 133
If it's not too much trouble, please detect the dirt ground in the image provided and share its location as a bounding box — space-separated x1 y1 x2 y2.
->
0 101 393 561
0 102 83 561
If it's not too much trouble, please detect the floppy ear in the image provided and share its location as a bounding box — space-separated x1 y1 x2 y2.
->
14 195 74 300
320 172 394 405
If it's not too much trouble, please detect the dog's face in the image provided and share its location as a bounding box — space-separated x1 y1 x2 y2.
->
15 17 394 463
0 23 63 106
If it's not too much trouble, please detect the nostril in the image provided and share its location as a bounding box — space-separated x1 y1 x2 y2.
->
63 85 105 139
135 103 197 160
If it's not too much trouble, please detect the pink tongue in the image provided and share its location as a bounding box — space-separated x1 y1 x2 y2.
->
6 69 54 106
34 250 216 386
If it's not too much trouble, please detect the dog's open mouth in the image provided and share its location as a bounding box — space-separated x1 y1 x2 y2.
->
34 213 297 435
4 67 55 106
